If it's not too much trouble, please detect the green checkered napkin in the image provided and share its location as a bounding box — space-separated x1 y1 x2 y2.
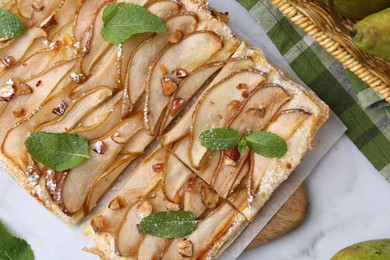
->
239 0 390 181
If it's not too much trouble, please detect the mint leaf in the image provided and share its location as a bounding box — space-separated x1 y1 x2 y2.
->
238 138 247 154
198 128 241 151
101 3 167 45
0 221 34 260
246 131 287 158
25 132 90 171
139 211 197 238
0 9 25 40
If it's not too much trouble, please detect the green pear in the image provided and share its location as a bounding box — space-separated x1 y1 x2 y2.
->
352 7 390 62
331 239 390 260
316 0 390 20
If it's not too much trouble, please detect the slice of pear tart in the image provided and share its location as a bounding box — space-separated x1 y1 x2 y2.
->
0 0 329 258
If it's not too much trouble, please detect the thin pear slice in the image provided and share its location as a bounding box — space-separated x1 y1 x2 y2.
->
137 235 169 260
98 149 165 233
61 113 144 214
0 59 76 145
0 27 46 66
162 151 192 203
84 155 136 215
81 3 112 76
115 200 146 257
47 0 81 39
189 69 267 169
161 203 247 259
71 100 122 141
38 86 112 133
144 31 224 135
74 0 108 41
18 0 63 22
147 0 180 19
127 12 198 106
120 129 154 155
76 91 122 127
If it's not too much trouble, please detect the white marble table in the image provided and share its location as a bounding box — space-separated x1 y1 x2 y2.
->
240 135 390 259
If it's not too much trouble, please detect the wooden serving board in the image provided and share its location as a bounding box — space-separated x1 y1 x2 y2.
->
246 183 309 249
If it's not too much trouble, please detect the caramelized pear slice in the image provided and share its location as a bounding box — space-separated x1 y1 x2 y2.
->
162 151 192 203
71 99 122 140
98 149 165 233
84 155 136 215
47 0 80 39
0 59 76 145
61 113 144 214
115 201 146 257
18 0 63 24
147 0 180 19
73 0 107 41
189 69 267 169
0 27 46 66
120 129 154 155
127 12 198 106
38 86 112 133
144 31 224 135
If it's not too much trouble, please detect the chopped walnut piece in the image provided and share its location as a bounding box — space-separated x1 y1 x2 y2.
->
13 107 24 117
13 81 33 96
92 141 105 154
40 14 57 30
161 77 178 96
224 146 240 162
136 201 152 219
173 68 188 79
91 215 104 234
201 185 219 209
170 98 185 116
177 239 193 257
166 202 180 211
224 157 236 166
69 72 86 83
0 56 15 68
226 100 240 111
35 80 42 87
0 84 14 101
152 163 164 173
52 101 67 116
108 196 124 210
236 83 248 90
168 30 183 43
31 0 44 11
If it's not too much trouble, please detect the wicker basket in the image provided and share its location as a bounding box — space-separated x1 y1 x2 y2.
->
270 0 390 103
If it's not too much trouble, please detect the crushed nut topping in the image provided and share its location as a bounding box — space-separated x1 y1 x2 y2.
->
236 83 248 90
0 84 15 101
52 101 67 116
13 107 24 118
31 0 44 11
170 98 185 116
241 90 249 98
224 146 240 162
69 72 86 83
168 30 183 44
166 202 180 211
201 185 219 208
91 215 104 234
226 100 240 111
152 163 164 173
0 56 15 68
136 201 152 218
108 196 124 210
92 141 105 154
224 157 236 166
40 14 57 30
161 77 178 96
35 80 42 87
172 68 188 79
177 239 193 257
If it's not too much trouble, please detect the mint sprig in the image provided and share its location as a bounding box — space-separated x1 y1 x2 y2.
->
0 221 34 260
101 3 167 45
198 128 241 151
25 132 90 171
198 128 287 158
139 211 197 238
0 9 26 40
